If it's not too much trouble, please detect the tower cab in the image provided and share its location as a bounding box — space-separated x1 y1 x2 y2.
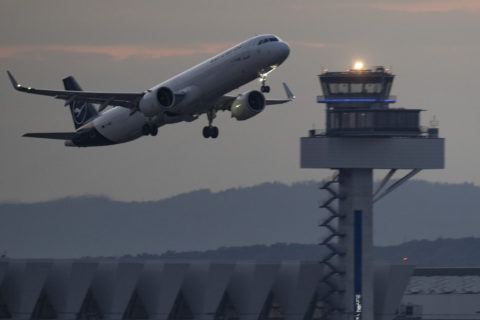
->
317 65 422 137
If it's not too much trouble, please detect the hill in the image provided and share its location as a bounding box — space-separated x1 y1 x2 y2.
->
1 180 479 258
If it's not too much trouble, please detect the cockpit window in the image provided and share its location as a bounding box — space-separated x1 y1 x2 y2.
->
257 37 280 45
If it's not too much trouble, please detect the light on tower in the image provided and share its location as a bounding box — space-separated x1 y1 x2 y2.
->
353 61 364 70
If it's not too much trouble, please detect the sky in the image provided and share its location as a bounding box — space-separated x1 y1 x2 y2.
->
1 0 479 202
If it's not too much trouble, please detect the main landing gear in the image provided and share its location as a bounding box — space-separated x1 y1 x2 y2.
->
142 124 158 136
203 126 219 139
203 109 219 139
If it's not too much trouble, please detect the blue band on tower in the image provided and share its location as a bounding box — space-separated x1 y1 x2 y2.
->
317 98 396 103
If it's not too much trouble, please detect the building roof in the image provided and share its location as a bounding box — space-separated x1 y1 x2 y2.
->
406 268 480 294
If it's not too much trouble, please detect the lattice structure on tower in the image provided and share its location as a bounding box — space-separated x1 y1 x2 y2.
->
317 172 345 320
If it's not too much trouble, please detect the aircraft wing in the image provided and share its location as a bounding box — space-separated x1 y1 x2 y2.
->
23 132 76 140
7 71 144 110
214 82 295 111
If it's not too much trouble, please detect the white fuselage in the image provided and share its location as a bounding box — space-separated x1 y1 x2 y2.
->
75 34 290 146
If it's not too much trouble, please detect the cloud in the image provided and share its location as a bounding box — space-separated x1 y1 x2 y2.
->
289 0 480 13
0 43 233 60
364 0 480 13
296 42 327 48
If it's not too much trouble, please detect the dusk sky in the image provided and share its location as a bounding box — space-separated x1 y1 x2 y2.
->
1 0 479 202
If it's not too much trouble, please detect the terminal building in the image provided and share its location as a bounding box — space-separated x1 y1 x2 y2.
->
399 268 480 320
0 259 415 320
1 260 480 320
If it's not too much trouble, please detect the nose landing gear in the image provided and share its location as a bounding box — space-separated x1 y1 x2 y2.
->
260 77 270 93
259 67 278 93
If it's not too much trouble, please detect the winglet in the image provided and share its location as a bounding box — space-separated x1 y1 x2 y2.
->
6 71 20 90
6 71 32 93
282 82 295 101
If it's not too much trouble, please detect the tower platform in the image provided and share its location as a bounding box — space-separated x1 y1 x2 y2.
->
301 135 444 169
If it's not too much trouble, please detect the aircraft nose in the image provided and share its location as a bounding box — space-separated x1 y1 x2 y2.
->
277 41 290 63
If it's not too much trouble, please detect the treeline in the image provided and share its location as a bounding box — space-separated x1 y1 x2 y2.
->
118 237 480 267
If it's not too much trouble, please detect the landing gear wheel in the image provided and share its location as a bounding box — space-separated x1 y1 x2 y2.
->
203 126 211 138
142 124 151 136
211 126 219 139
202 126 219 139
261 85 270 93
143 124 158 136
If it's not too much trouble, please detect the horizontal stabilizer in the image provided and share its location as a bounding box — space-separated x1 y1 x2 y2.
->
23 132 76 140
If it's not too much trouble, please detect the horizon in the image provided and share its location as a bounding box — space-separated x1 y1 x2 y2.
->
0 178 478 204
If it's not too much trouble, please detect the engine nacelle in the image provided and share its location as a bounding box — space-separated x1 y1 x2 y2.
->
139 86 175 117
230 90 266 121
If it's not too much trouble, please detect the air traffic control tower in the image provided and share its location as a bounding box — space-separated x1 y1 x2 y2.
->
300 65 444 320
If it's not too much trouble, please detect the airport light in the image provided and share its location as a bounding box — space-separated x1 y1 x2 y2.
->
353 61 364 70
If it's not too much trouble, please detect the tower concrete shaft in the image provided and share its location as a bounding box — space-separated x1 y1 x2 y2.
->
336 169 373 320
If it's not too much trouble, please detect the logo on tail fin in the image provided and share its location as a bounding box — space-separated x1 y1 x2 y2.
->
72 101 89 125
63 76 99 129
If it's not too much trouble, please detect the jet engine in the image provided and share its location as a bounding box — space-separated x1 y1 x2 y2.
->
139 86 176 117
230 90 266 121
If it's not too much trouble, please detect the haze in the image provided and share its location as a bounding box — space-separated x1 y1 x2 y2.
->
1 0 479 202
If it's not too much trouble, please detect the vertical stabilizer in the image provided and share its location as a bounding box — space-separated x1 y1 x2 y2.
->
63 76 98 129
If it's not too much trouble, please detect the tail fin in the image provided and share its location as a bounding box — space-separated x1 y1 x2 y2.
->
63 76 98 129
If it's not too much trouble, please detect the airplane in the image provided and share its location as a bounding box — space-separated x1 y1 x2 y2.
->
7 34 294 147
